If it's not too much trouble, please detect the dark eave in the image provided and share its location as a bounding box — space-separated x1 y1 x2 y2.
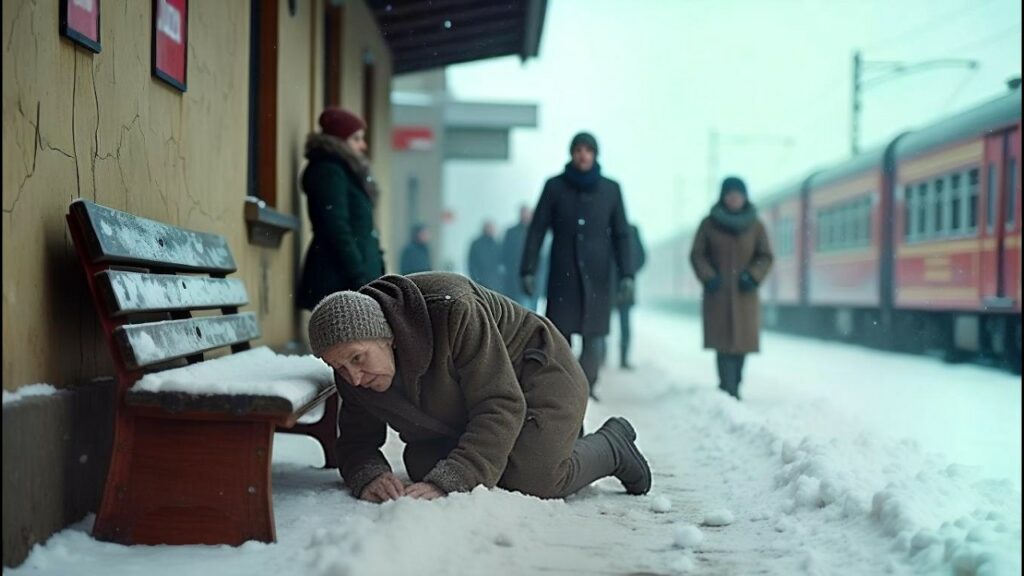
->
367 0 548 75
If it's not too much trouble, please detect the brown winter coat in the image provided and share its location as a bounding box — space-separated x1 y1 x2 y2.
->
336 272 589 499
690 215 774 354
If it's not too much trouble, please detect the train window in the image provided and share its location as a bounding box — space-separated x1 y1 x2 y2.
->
950 174 962 233
987 164 997 231
861 197 872 246
824 209 831 251
778 217 794 257
849 202 857 246
847 202 856 247
934 178 945 236
968 169 980 232
847 203 856 247
1007 159 1017 228
904 186 913 240
816 211 824 250
838 206 848 247
833 208 841 250
917 183 928 238
825 211 832 250
839 206 847 249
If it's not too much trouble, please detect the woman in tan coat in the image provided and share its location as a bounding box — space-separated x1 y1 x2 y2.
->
306 272 651 502
690 177 774 400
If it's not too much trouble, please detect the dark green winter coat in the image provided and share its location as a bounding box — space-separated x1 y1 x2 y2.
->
298 134 385 311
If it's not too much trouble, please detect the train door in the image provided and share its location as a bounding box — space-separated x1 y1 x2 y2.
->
1001 128 1020 302
981 130 1015 307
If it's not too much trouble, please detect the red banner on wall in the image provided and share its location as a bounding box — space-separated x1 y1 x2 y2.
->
153 0 187 91
392 127 435 151
68 0 99 41
61 0 101 53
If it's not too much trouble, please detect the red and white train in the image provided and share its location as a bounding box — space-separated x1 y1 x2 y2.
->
646 87 1021 372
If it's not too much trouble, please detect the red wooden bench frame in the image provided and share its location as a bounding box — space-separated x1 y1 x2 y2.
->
67 200 337 546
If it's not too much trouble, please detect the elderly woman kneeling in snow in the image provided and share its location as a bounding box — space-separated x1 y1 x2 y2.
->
308 272 652 502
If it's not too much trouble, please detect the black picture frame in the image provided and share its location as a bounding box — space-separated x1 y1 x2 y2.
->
151 0 188 92
59 0 102 54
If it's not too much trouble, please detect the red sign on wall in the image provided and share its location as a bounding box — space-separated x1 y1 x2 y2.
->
152 0 188 92
392 127 436 151
60 0 101 53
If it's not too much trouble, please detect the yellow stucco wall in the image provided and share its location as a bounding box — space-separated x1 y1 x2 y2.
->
2 0 392 391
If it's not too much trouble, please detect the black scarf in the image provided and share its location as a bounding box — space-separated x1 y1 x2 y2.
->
562 161 602 190
710 202 758 234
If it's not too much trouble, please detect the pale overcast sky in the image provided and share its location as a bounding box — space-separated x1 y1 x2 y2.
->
438 0 1021 269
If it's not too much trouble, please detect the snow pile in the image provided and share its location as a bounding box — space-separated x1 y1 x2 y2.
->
133 347 333 410
303 487 564 576
701 508 735 526
696 389 1022 575
651 495 673 513
871 470 1021 575
672 524 704 548
3 383 59 405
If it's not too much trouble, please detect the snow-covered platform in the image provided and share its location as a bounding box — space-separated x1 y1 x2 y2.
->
9 310 1021 575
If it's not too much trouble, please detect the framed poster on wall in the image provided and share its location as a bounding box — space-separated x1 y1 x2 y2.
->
152 0 188 92
60 0 101 53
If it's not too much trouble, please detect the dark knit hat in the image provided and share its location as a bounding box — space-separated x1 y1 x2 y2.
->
319 107 367 140
720 176 748 200
308 291 393 357
569 132 599 156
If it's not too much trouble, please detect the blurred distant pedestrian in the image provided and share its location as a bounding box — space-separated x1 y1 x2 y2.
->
690 176 773 400
502 205 539 310
611 224 646 370
521 131 635 399
468 220 504 291
400 224 433 275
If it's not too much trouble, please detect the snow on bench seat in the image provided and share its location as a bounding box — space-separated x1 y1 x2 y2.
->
130 347 334 416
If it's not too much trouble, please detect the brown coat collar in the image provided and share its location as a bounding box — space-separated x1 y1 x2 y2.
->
360 274 433 403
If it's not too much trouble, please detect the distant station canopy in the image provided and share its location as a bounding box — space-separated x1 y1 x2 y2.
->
366 0 547 74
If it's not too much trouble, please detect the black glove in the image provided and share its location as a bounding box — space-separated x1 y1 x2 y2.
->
521 274 536 298
704 276 722 293
738 271 759 292
617 277 635 306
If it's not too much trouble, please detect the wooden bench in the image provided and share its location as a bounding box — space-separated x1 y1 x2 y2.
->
67 199 339 546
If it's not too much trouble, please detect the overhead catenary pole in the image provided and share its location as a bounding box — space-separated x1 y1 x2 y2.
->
851 49 978 155
852 50 862 155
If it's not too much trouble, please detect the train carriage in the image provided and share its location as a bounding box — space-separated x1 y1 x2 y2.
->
891 89 1021 364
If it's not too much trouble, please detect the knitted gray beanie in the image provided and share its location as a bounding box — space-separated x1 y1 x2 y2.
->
308 291 393 357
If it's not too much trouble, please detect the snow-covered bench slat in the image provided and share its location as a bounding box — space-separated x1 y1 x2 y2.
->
114 313 261 369
67 199 339 549
97 270 249 316
69 199 237 274
127 346 334 424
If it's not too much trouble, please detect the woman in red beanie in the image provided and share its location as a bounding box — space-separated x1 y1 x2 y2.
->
298 107 386 312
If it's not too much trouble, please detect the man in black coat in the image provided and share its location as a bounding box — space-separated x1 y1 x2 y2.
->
520 132 635 398
468 220 504 291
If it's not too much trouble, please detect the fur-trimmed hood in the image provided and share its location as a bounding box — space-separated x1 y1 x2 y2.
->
304 132 380 205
